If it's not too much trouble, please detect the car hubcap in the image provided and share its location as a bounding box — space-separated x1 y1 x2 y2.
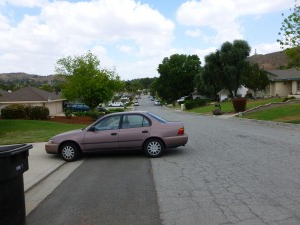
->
62 146 74 159
147 141 161 155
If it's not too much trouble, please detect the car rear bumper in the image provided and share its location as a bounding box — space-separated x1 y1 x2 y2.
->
164 135 188 148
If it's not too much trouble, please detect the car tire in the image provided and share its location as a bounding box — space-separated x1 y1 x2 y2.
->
60 142 81 162
143 138 164 158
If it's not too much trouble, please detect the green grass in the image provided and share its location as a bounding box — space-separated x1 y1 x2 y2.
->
187 97 285 114
242 104 300 124
185 97 300 124
0 120 86 145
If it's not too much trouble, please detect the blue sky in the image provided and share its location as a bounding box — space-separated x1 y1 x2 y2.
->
0 0 294 80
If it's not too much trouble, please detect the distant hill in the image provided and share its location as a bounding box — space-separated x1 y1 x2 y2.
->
0 72 59 85
247 51 288 70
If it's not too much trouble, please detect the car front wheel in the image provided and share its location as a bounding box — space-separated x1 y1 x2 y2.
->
144 138 164 158
60 142 81 162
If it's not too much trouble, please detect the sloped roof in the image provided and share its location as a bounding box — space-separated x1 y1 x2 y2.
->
267 68 300 81
0 86 64 102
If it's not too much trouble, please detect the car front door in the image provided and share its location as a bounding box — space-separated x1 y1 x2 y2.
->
83 115 121 151
118 114 151 149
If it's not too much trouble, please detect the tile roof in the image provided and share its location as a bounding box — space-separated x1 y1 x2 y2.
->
0 86 64 102
267 68 300 81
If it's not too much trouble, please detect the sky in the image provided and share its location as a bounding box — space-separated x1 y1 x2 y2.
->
0 0 295 80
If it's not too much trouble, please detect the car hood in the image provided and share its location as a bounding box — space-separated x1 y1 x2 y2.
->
52 129 84 139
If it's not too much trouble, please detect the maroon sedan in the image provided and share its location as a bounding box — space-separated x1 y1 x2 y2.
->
45 111 188 161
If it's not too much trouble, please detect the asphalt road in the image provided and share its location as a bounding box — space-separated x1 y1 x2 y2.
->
27 95 300 225
26 154 161 225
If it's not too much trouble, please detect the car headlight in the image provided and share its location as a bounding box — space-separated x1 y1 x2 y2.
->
47 139 56 144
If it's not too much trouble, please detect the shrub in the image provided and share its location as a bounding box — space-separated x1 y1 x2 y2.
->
64 108 73 118
86 110 101 120
1 104 27 119
232 98 247 112
29 106 49 120
185 99 210 110
108 108 124 113
283 96 296 102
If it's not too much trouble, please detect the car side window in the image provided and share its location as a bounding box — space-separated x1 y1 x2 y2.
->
94 115 121 131
121 115 150 129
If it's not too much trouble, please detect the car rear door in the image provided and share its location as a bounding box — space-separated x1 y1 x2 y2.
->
118 114 151 149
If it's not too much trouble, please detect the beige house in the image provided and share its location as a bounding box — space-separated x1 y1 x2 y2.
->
0 87 66 116
267 68 300 98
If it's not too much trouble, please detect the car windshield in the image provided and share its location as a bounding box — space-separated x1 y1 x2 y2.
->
147 112 167 124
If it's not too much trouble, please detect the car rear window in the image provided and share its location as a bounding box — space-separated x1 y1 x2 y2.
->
147 112 167 124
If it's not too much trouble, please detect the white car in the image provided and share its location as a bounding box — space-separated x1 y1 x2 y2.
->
154 100 161 106
177 96 188 103
108 102 124 107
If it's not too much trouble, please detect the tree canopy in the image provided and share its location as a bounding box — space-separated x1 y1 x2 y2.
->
56 51 123 110
278 1 300 49
278 1 300 68
241 63 269 98
198 40 251 98
155 54 201 102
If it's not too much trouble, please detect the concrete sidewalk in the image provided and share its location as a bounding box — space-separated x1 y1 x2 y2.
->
24 142 66 192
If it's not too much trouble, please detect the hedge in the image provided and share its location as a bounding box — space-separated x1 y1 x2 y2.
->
184 99 211 110
1 104 49 120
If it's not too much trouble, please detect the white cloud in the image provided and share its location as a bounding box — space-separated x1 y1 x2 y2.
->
176 0 293 44
251 42 281 56
2 0 48 7
185 28 202 38
0 0 175 77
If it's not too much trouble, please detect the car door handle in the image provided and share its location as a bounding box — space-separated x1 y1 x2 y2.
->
111 133 117 136
142 130 149 133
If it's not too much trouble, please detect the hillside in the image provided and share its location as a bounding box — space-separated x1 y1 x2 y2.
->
0 72 59 85
247 51 288 70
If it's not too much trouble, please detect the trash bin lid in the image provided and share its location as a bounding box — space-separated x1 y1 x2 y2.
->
0 144 32 157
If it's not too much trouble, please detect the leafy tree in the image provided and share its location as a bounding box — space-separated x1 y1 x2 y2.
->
40 84 55 92
199 40 251 98
278 1 300 67
219 40 251 97
241 63 270 98
278 1 300 48
155 54 201 102
56 51 122 110
198 51 223 99
285 47 300 68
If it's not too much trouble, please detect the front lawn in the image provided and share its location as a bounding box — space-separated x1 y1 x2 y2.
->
187 97 284 114
0 120 86 145
242 104 300 124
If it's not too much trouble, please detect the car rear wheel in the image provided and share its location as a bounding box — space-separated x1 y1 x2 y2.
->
60 142 81 162
144 138 164 158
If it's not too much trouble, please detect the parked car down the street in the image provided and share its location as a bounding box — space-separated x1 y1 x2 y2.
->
134 101 139 106
108 102 124 107
65 103 90 112
154 100 161 106
45 111 188 162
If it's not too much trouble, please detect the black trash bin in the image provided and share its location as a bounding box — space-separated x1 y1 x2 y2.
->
0 144 32 225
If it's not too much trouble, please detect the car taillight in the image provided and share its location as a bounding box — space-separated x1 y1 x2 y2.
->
178 127 184 135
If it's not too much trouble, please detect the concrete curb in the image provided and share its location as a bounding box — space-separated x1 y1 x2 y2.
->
24 161 66 192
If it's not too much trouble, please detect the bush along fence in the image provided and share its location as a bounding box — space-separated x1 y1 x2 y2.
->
1 104 49 120
184 99 211 110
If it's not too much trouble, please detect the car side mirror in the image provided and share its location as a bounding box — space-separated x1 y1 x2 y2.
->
89 126 96 132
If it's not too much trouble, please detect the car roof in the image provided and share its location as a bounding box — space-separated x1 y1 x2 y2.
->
104 111 148 116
